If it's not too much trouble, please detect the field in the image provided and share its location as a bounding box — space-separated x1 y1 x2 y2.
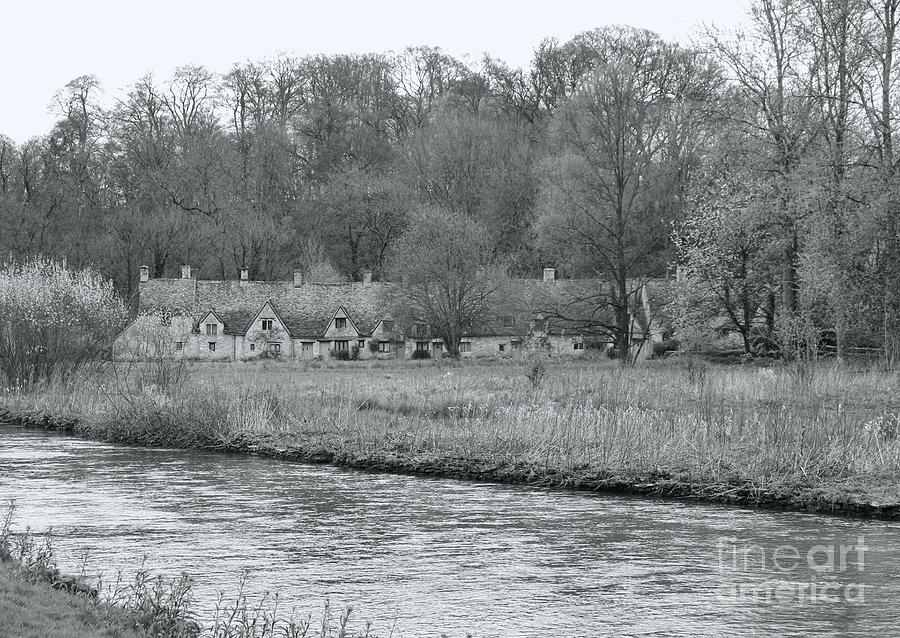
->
3 355 900 516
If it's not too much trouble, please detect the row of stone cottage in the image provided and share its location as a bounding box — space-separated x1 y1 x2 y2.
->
114 265 664 361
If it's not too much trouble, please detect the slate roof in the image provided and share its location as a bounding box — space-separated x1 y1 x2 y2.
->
139 279 391 338
138 275 671 339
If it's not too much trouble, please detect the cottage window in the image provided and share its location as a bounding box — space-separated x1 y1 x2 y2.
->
498 344 505 352
262 319 274 331
574 341 584 350
459 342 471 353
269 342 281 353
416 341 429 351
334 340 349 351
175 341 183 351
206 324 217 336
378 341 391 352
208 342 216 352
358 339 365 349
413 323 427 337
335 317 347 329
250 344 255 351
382 320 394 332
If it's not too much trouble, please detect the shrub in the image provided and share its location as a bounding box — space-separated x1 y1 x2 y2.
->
330 349 350 361
523 350 549 388
0 257 128 388
652 339 679 359
351 345 360 360
411 349 431 360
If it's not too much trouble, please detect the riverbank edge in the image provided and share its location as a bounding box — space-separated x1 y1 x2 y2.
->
3 407 898 520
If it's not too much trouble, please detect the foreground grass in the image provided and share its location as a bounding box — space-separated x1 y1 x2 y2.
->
0 562 147 638
3 356 900 516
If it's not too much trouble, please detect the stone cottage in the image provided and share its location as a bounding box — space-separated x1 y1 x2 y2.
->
114 265 666 361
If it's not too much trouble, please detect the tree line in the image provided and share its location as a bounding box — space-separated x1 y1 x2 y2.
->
3 0 900 360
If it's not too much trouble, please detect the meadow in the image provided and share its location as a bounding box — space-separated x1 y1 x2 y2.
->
3 354 900 516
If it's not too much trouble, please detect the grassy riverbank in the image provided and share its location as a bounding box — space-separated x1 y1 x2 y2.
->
3 356 900 517
0 503 371 637
0 503 195 638
0 562 146 638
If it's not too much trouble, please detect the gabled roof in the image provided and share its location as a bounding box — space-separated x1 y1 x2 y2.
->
245 300 293 338
138 275 673 339
324 306 361 336
140 279 390 338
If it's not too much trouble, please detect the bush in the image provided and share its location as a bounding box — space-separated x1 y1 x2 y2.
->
0 257 128 388
411 349 431 360
330 349 350 361
351 345 360 360
652 339 679 359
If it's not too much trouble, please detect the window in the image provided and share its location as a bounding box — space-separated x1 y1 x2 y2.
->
413 323 427 337
335 317 347 329
499 344 506 352
208 342 216 352
378 341 391 353
268 342 281 353
334 340 349 351
206 323 217 336
261 319 274 331
382 320 394 332
459 342 471 353
301 342 312 353
175 341 183 351
358 340 365 349
250 343 255 351
416 341 429 351
574 341 584 350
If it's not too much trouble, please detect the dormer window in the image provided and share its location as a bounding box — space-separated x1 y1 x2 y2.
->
335 317 347 329
205 324 217 336
262 319 274 331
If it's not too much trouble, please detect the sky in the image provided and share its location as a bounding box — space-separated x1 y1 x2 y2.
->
0 0 749 143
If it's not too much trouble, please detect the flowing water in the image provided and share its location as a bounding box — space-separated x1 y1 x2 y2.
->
1 425 898 637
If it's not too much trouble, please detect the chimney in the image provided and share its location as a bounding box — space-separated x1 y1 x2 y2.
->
181 264 192 279
293 270 303 287
139 265 149 283
543 267 556 283
240 267 249 281
363 271 372 285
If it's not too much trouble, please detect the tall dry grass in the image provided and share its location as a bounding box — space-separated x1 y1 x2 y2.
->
4 358 899 494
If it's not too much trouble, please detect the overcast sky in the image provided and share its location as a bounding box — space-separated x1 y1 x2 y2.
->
0 0 749 143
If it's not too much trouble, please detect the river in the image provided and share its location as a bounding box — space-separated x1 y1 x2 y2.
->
1 425 898 637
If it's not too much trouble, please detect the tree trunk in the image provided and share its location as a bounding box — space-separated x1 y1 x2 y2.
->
615 272 630 365
782 232 798 315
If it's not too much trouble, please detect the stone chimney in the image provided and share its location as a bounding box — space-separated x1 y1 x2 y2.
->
240 267 249 281
181 264 192 279
543 267 556 283
139 265 149 283
363 271 372 285
293 270 303 287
